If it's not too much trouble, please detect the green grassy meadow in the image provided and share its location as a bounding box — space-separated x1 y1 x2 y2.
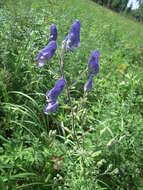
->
0 0 143 189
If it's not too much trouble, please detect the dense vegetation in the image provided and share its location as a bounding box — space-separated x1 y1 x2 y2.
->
0 0 143 189
131 3 143 22
92 0 129 12
92 0 143 23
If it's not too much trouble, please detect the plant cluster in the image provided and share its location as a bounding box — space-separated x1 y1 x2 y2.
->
0 0 143 189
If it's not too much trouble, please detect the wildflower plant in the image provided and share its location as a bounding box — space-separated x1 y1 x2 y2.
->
37 19 99 189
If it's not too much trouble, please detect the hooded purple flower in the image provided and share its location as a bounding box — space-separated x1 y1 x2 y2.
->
37 40 57 67
46 77 66 102
88 50 100 75
84 74 93 93
45 77 66 114
62 19 80 51
45 100 58 114
48 24 57 42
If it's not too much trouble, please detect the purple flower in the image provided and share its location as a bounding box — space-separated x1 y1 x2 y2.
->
84 74 93 93
45 77 66 114
88 50 100 75
45 100 58 114
48 24 57 42
37 41 57 67
46 77 66 102
62 19 80 51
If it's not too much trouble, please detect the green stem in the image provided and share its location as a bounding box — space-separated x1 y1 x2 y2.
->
57 49 80 149
80 94 88 190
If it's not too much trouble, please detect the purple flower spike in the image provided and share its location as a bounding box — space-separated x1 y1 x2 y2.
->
88 50 100 75
84 74 93 93
45 100 58 114
62 19 80 51
37 40 57 67
48 24 58 42
46 77 66 102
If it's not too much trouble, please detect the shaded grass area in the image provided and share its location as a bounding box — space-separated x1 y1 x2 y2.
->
0 0 143 189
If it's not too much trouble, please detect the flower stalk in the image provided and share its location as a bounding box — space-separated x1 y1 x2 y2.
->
57 48 80 149
37 19 100 190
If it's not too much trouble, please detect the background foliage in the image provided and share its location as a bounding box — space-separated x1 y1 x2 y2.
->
92 0 143 23
92 0 129 12
0 0 143 189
